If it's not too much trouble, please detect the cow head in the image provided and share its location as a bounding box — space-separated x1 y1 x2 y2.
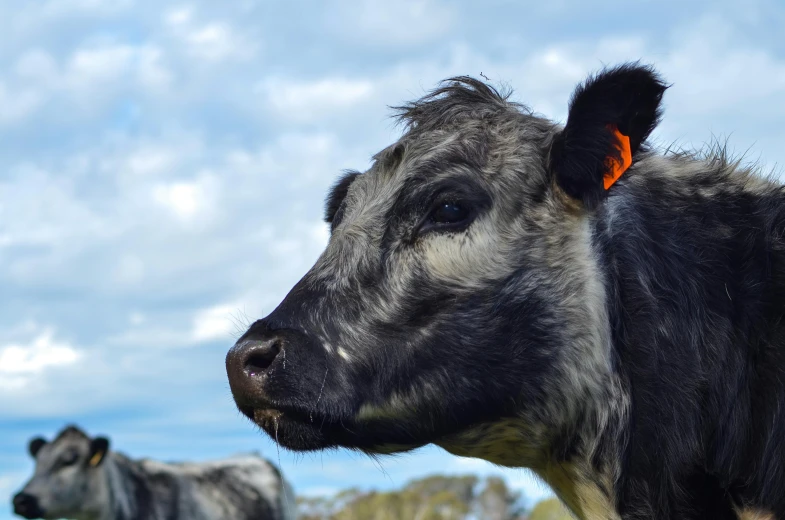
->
226 64 666 468
12 426 110 520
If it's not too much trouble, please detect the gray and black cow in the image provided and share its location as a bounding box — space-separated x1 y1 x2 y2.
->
225 63 785 520
12 425 295 520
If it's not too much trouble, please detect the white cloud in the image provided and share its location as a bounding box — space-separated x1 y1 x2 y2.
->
658 15 785 117
136 46 174 89
259 77 375 122
165 6 193 26
185 23 236 60
0 41 173 126
61 43 173 96
0 331 81 390
14 49 58 83
113 254 146 285
0 81 45 124
98 135 203 185
67 45 136 84
123 146 179 176
165 7 257 62
0 164 110 250
153 181 202 219
334 0 456 47
152 174 218 222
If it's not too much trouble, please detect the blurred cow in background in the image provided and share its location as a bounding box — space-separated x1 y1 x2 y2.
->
12 425 295 520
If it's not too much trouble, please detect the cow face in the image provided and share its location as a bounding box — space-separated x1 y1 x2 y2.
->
12 427 109 520
226 65 666 467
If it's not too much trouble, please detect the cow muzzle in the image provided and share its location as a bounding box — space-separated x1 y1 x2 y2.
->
225 320 315 421
12 492 44 519
226 318 357 451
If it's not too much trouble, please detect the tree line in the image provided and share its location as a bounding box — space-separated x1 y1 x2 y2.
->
295 474 572 520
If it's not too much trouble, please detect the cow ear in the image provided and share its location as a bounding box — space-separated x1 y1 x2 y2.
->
549 63 668 210
88 437 110 467
28 437 47 458
324 171 361 225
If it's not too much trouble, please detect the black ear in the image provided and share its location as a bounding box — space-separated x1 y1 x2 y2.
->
28 437 47 458
549 63 668 209
324 171 361 227
87 437 110 467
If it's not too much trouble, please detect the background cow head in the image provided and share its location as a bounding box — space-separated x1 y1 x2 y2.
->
226 64 666 469
12 426 110 520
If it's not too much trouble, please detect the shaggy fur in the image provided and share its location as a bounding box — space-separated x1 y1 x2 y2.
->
12 425 295 520
226 63 785 519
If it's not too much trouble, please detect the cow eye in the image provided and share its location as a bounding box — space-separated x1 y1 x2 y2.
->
60 452 78 466
431 202 470 224
419 200 474 235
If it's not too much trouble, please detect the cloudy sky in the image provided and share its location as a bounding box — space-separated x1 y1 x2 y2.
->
1 0 785 516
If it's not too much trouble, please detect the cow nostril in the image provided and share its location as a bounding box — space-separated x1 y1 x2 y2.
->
243 341 281 376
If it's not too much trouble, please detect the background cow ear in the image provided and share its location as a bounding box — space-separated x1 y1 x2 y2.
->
28 437 47 458
549 62 668 209
88 437 110 467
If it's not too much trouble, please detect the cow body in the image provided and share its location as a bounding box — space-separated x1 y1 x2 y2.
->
225 64 785 519
13 426 295 520
592 155 785 520
90 453 295 520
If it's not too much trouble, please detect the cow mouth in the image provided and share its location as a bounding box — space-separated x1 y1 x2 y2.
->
237 404 341 451
237 402 430 454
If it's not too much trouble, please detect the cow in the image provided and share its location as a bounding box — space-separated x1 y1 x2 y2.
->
224 63 785 519
11 425 296 520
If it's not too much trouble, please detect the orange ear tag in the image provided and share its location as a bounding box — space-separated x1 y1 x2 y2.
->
603 125 632 190
89 452 103 467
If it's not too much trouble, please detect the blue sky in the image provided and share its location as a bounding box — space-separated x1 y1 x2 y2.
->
1 0 785 517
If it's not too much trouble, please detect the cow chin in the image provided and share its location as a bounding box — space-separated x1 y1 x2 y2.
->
240 404 428 454
237 405 334 451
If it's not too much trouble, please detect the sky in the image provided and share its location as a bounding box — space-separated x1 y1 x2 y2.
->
1 0 785 517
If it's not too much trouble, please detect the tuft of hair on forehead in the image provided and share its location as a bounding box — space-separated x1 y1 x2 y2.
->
392 76 529 134
54 424 89 442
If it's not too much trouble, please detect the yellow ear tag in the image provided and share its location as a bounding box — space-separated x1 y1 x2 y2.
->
603 125 632 190
89 452 103 467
